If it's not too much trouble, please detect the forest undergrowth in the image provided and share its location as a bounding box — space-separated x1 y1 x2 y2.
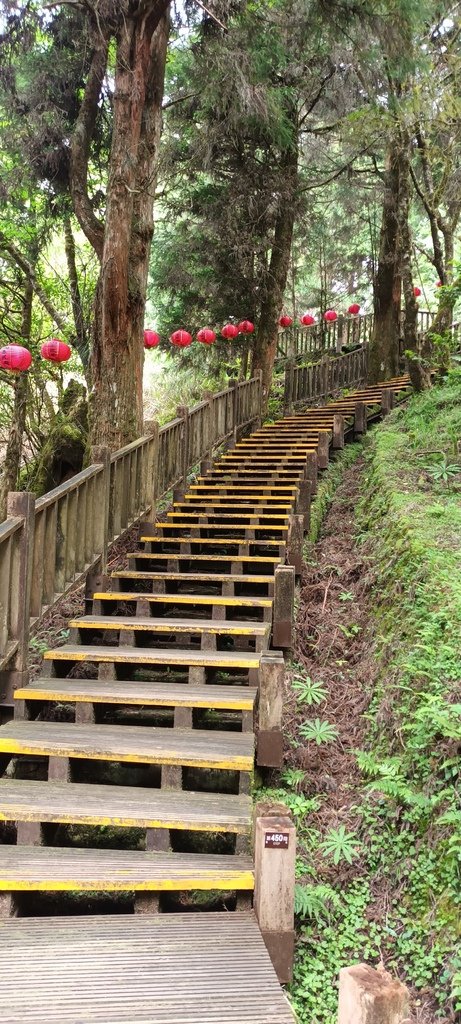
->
259 374 461 1024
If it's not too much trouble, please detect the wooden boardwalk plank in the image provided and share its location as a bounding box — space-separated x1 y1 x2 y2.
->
0 721 254 770
94 592 273 609
15 678 256 711
44 644 261 668
0 779 251 832
0 847 254 891
0 913 295 1022
69 615 270 637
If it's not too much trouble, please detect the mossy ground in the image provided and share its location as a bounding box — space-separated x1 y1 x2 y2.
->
259 373 461 1023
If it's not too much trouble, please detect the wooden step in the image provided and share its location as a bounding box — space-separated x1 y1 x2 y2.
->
94 592 273 610
174 501 294 511
0 913 295 1023
111 571 275 588
0 846 254 892
14 678 257 711
140 536 285 547
166 511 288 521
0 720 254 771
126 552 282 565
44 644 262 669
183 493 294 505
154 522 289 533
68 614 271 639
188 483 298 492
0 778 251 832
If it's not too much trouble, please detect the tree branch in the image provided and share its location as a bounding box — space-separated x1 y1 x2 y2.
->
69 32 109 259
0 234 69 334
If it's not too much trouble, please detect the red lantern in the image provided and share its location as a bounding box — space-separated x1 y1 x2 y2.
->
279 314 293 328
197 328 216 345
413 286 421 298
144 329 160 349
348 303 360 315
0 344 32 372
221 324 239 340
237 320 255 334
436 280 442 288
324 310 338 322
300 313 316 326
170 330 192 348
41 338 72 363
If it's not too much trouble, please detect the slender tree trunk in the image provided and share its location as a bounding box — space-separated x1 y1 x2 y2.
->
251 129 298 410
0 279 33 519
89 10 169 448
368 136 405 382
63 215 90 377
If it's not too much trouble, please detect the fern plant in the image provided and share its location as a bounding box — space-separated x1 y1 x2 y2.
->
294 882 342 922
299 718 338 744
292 676 327 706
320 825 360 865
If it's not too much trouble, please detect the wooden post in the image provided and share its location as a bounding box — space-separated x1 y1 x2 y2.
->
354 401 367 437
284 358 295 415
317 430 330 469
226 382 239 450
86 445 111 613
381 389 395 416
254 810 296 984
0 492 35 712
287 513 304 575
336 314 345 353
305 451 318 495
295 478 311 530
257 651 285 767
253 368 263 429
338 964 410 1024
333 413 345 449
143 419 160 521
273 565 295 649
173 405 190 500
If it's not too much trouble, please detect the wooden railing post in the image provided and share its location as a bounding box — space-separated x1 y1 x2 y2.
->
85 445 111 613
226 382 239 450
333 413 345 449
257 651 285 767
338 964 409 1024
354 401 367 437
284 358 295 415
141 419 159 533
253 368 263 429
0 492 35 712
200 397 213 476
173 405 189 501
254 807 296 983
273 565 295 649
381 389 395 416
287 513 304 575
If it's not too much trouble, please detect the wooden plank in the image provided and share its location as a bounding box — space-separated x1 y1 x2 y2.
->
0 779 252 832
44 644 262 668
126 553 282 563
94 592 273 608
0 913 295 1022
0 720 255 770
15 678 257 711
111 571 275 584
0 847 254 892
69 615 270 636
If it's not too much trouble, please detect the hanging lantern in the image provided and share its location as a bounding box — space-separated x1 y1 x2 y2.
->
170 330 192 348
413 286 422 298
348 303 360 315
300 313 316 326
0 344 32 372
197 328 216 345
324 310 338 322
279 314 293 328
221 323 239 340
144 329 160 349
237 320 255 335
436 280 442 288
41 338 72 363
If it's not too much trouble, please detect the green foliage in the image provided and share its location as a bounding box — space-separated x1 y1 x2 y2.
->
319 826 360 866
292 674 327 706
299 718 339 745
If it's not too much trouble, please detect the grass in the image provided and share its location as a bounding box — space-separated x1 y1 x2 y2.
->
260 371 461 1022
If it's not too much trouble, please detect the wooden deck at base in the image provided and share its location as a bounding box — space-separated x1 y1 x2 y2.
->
0 913 295 1022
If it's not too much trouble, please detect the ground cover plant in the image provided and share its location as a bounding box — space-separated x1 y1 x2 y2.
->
258 374 461 1023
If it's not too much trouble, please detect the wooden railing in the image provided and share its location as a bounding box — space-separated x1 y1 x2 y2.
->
284 347 369 412
277 309 443 362
0 373 262 705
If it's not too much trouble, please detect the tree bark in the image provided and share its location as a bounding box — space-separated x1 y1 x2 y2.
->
251 126 298 411
89 8 170 448
63 215 90 376
368 136 405 383
0 279 32 520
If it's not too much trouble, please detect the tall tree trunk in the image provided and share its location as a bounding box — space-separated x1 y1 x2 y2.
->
251 130 298 410
368 136 405 383
63 215 90 377
0 279 33 519
90 11 169 448
397 143 431 391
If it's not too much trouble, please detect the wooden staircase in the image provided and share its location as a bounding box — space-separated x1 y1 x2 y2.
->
0 375 411 1023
